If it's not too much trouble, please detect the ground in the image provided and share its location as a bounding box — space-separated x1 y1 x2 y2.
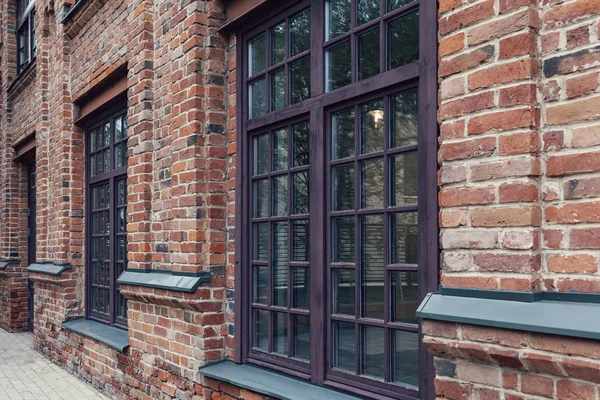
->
0 328 109 400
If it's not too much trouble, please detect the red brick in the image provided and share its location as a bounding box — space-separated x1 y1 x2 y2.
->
440 45 495 77
572 124 600 148
541 32 561 55
439 186 495 207
557 379 597 399
440 92 495 119
499 131 539 155
468 59 539 90
546 201 600 224
543 130 564 151
471 206 541 227
440 32 465 57
499 83 537 107
440 0 463 13
499 182 538 203
544 0 600 28
547 151 600 176
570 228 600 249
499 32 537 60
439 137 496 161
440 119 466 139
521 374 554 397
565 177 600 199
471 157 541 181
547 254 598 274
531 334 600 359
468 9 539 46
468 107 539 135
439 0 495 36
434 379 473 400
566 72 599 99
567 26 590 50
561 358 600 383
547 95 600 125
474 253 540 273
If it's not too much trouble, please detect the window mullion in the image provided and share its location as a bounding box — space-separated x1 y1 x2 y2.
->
308 107 325 383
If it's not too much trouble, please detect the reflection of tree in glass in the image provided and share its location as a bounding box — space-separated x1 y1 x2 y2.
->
392 89 418 147
293 172 309 214
333 164 354 211
293 122 310 166
292 57 311 104
271 23 285 66
327 0 351 39
358 28 380 81
332 108 355 159
361 100 384 154
327 40 352 91
389 10 419 70
291 10 311 55
357 0 380 25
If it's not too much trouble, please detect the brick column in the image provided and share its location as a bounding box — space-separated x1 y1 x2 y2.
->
438 0 542 291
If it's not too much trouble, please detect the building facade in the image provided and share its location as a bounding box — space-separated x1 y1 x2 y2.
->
0 0 599 399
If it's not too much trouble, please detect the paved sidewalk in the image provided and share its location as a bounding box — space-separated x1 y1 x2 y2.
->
0 328 109 400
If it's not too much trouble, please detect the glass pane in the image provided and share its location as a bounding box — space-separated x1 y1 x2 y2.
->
253 222 269 261
117 208 125 233
271 68 286 112
293 315 310 360
333 322 355 372
360 100 384 154
254 134 269 175
391 271 419 323
273 312 288 355
273 221 288 307
290 10 311 56
117 236 126 261
122 115 128 136
249 33 267 76
103 122 111 147
333 217 355 263
254 266 268 304
293 122 309 167
361 158 384 209
393 330 419 387
361 215 385 319
90 129 97 152
392 152 418 206
103 150 110 173
250 78 267 118
362 325 384 379
291 57 310 104
253 179 269 218
292 172 309 214
114 116 123 141
333 269 355 315
292 268 310 309
391 88 418 148
332 107 355 160
332 163 354 211
253 309 269 350
357 0 380 26
292 219 309 261
271 23 286 66
273 129 288 171
388 10 419 70
358 28 380 81
272 176 288 217
389 0 413 10
115 144 123 169
327 0 351 40
117 179 126 205
326 40 352 92
391 212 419 264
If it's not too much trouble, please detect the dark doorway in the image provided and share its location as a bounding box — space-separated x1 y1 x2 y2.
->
27 161 36 332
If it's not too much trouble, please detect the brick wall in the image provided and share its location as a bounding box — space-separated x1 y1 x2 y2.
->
429 0 600 398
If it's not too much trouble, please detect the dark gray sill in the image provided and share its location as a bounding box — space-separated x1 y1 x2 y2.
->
0 259 20 270
417 286 600 340
198 361 359 400
27 262 72 276
61 0 87 24
62 319 130 352
117 269 211 293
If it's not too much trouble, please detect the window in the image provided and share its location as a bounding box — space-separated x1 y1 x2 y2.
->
236 0 437 398
17 0 36 74
86 107 129 328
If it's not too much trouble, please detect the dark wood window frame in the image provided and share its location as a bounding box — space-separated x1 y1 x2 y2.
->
17 0 36 74
234 1 438 399
85 103 129 329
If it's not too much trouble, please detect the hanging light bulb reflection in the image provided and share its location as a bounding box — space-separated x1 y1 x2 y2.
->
368 109 384 128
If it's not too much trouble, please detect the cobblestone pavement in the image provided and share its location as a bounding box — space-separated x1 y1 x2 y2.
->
0 328 109 400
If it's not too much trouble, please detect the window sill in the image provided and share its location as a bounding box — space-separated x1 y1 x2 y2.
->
27 262 71 276
198 361 360 400
0 259 20 270
62 319 130 352
61 0 87 24
117 269 211 293
417 286 600 341
7 58 36 99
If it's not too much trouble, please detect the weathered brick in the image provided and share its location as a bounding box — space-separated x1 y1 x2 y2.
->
471 206 541 227
468 107 539 135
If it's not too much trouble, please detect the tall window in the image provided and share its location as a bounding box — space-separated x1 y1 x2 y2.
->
237 0 437 398
17 0 36 74
86 107 129 328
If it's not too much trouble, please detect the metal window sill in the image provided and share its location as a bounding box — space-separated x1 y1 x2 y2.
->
0 259 20 270
417 286 600 340
27 262 71 276
198 361 359 400
117 269 211 292
62 319 130 352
